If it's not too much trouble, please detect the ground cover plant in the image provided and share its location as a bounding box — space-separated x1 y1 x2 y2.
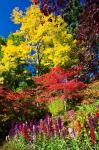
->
0 0 99 149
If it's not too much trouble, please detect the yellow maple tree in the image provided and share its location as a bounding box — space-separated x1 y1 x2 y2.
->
0 5 78 78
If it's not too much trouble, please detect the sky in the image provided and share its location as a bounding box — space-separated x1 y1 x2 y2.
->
0 0 84 38
0 0 31 38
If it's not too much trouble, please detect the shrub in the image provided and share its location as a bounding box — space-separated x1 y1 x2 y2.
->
35 66 86 111
48 97 65 116
0 86 47 143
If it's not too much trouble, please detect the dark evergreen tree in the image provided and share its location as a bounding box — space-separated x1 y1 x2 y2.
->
63 0 83 34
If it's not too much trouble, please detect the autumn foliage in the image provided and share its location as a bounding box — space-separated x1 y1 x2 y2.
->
0 1 98 147
34 66 86 102
32 0 69 15
0 86 46 121
77 0 99 51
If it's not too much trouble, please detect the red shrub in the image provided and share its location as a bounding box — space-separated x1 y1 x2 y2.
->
35 66 86 102
0 86 44 120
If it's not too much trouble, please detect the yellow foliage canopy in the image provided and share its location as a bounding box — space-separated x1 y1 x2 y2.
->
0 5 78 78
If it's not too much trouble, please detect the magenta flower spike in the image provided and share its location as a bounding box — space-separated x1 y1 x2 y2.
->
39 119 44 132
49 118 53 131
88 113 95 129
57 116 62 130
61 126 67 139
45 114 50 127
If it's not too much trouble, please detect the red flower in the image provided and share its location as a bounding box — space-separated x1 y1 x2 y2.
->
76 120 81 134
22 125 28 141
90 127 96 144
95 112 99 117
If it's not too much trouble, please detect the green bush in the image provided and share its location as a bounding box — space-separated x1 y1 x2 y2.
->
48 97 65 116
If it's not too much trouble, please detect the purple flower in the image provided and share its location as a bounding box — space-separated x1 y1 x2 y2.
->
29 120 34 128
88 113 95 128
49 127 54 135
46 118 54 135
49 118 52 130
45 114 50 127
33 124 38 135
93 115 98 126
61 127 66 139
33 119 37 126
14 123 18 131
18 123 23 131
39 119 44 132
11 122 16 129
53 122 59 134
57 116 62 130
9 128 16 137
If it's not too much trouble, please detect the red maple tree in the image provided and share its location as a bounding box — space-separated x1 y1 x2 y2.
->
0 86 46 120
34 66 86 102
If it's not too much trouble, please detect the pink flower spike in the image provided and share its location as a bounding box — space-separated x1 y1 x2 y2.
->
68 110 75 121
68 128 75 139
